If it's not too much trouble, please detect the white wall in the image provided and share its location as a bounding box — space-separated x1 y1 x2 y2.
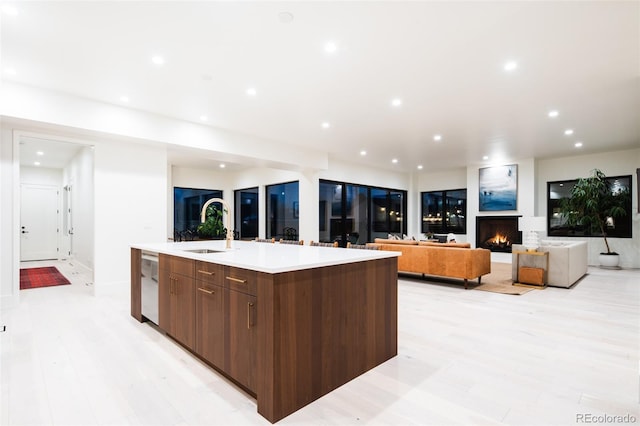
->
0 124 17 307
20 166 62 186
64 146 94 269
93 139 167 293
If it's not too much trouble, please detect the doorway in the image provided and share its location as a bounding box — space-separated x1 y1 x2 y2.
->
18 135 95 284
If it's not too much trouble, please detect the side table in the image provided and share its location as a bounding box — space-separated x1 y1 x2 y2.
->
513 250 549 289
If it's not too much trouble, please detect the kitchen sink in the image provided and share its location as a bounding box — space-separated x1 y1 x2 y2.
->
182 248 224 254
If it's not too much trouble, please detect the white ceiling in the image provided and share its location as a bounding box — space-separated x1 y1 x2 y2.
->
2 1 639 172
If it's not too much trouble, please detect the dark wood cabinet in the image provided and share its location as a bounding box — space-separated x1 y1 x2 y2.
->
132 247 398 424
159 254 196 351
130 248 142 321
225 288 257 391
195 261 225 367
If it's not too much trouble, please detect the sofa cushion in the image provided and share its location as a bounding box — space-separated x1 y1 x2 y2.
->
373 238 419 245
418 241 471 248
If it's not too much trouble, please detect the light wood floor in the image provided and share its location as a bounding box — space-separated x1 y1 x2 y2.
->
1 259 638 425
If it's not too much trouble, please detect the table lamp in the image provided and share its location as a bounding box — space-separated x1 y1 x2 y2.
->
518 216 546 252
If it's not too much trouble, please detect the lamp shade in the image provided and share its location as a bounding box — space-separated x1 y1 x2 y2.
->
519 216 546 251
518 216 546 232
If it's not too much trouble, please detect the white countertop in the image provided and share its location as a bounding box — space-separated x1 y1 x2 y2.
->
132 240 400 274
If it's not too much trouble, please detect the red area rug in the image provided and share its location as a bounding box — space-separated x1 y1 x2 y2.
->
20 266 71 290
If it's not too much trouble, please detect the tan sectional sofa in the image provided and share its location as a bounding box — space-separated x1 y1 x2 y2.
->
371 239 492 289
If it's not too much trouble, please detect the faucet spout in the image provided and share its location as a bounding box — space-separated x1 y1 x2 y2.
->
201 197 233 249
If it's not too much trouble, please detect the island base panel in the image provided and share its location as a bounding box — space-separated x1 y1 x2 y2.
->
257 257 398 423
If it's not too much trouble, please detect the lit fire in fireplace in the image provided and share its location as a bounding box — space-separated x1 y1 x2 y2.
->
487 233 508 245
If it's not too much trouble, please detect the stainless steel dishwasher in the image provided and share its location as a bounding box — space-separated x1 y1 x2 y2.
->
140 251 159 324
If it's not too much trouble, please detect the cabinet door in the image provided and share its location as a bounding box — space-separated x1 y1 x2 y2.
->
226 289 257 391
196 282 224 367
158 268 171 333
173 274 196 350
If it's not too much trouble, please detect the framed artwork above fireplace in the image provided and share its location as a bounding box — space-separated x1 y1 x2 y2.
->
479 164 518 211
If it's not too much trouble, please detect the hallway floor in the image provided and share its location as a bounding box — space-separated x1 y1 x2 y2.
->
1 261 638 425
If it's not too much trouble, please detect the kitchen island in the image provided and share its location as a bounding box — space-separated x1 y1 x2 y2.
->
130 240 399 423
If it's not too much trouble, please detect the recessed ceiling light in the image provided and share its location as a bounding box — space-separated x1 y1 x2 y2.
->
548 110 559 118
36 151 44 156
574 142 583 148
433 134 442 142
483 155 489 160
391 98 402 107
246 87 257 96
391 158 398 164
200 115 208 121
278 12 294 24
34 161 40 166
360 150 367 156
417 165 423 170
120 95 129 103
564 129 574 135
504 60 518 72
4 67 16 76
324 42 338 53
2 5 18 16
151 55 165 65
321 122 330 129
219 164 226 169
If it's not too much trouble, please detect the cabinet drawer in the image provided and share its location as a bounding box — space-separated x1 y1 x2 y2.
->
160 254 194 277
195 261 224 286
224 267 257 296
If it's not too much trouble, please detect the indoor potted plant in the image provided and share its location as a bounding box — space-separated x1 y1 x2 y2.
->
559 168 631 268
197 204 226 240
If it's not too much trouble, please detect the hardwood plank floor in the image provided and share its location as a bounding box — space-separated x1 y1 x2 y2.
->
1 260 638 425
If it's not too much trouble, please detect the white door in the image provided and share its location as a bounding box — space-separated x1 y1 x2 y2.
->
20 184 59 261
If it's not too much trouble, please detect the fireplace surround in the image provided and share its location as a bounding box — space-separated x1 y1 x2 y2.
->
476 216 522 252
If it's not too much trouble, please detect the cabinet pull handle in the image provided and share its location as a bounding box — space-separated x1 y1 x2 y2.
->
197 270 214 276
197 287 215 295
247 302 254 329
226 276 247 284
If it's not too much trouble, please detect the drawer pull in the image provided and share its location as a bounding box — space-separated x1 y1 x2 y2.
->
226 276 247 284
247 302 254 329
197 287 215 295
197 270 215 276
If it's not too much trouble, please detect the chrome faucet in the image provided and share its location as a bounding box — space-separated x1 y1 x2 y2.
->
201 197 233 249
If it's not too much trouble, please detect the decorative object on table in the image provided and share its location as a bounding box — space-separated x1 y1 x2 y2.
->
479 164 518 211
559 168 631 268
20 266 71 289
518 216 546 251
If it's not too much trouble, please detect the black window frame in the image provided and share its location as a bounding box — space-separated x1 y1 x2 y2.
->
547 175 632 238
319 179 408 246
420 188 467 235
265 180 299 240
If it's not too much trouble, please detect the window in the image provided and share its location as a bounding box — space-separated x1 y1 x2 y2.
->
234 187 258 240
421 189 467 235
319 180 407 246
547 175 632 238
266 181 299 240
173 187 223 239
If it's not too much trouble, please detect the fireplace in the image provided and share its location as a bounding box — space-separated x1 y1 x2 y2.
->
476 216 522 252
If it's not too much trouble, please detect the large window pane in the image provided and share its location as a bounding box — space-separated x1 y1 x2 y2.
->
548 176 632 238
266 181 299 240
421 189 467 235
234 187 258 240
173 187 222 240
320 180 407 245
